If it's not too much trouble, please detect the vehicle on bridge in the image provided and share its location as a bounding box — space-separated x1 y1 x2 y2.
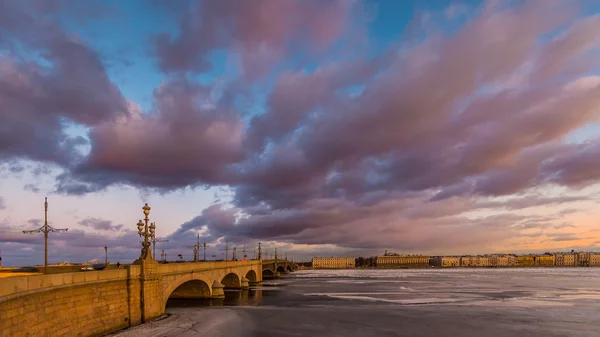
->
80 264 106 271
12 266 39 273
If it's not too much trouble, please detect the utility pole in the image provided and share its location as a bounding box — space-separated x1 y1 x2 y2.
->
203 242 208 262
161 249 166 263
253 245 257 260
285 252 287 261
104 245 108 265
23 198 68 274
152 236 169 261
258 242 262 260
220 239 230 260
275 248 278 261
232 247 237 261
186 234 202 262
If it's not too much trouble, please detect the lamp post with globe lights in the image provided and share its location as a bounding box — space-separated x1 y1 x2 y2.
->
136 203 155 261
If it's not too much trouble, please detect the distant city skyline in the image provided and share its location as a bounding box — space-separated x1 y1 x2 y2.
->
2 0 600 266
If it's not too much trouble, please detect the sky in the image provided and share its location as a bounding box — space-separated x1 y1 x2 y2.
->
2 0 600 266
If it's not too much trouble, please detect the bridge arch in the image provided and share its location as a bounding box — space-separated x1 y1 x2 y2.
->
221 272 241 289
277 266 285 273
245 270 257 283
263 268 275 277
168 280 211 300
162 274 213 309
286 265 292 272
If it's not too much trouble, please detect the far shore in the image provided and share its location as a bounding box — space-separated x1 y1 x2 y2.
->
303 265 595 270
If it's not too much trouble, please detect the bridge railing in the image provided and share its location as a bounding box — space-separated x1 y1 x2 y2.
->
0 260 269 302
157 260 260 274
0 268 133 300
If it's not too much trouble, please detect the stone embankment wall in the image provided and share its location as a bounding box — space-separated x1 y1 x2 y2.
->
0 269 137 337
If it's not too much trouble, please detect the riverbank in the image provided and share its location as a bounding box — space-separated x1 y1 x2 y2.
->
303 265 599 270
106 307 250 337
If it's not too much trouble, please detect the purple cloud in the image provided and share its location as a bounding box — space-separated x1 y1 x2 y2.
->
154 0 360 79
78 218 124 232
0 1 127 167
1 1 600 260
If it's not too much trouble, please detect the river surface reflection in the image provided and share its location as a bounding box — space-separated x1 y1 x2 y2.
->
154 268 600 337
166 287 272 307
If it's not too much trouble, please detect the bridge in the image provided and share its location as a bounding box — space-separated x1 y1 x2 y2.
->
0 201 299 336
262 259 299 279
0 259 271 336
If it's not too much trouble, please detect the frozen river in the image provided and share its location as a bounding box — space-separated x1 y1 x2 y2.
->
110 268 600 337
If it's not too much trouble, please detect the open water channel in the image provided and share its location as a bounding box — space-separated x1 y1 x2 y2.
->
111 268 600 337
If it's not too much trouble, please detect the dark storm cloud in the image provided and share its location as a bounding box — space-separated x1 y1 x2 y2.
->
78 218 124 231
0 223 44 245
154 0 360 78
26 219 42 227
172 196 523 251
229 4 600 214
0 1 127 167
543 233 585 243
58 78 246 194
553 222 576 230
170 205 237 241
542 138 600 187
1 1 600 254
23 184 41 193
0 221 148 266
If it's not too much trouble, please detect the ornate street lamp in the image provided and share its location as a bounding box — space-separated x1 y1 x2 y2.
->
136 203 155 261
23 198 68 274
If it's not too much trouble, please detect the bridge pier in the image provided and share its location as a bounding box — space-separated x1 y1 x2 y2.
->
211 280 225 298
241 277 250 290
137 260 163 323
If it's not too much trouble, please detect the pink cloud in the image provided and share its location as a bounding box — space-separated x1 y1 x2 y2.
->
57 78 245 194
154 0 363 79
2 1 600 257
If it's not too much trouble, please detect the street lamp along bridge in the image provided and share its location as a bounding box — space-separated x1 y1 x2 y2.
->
22 197 68 274
134 203 155 262
17 200 296 277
